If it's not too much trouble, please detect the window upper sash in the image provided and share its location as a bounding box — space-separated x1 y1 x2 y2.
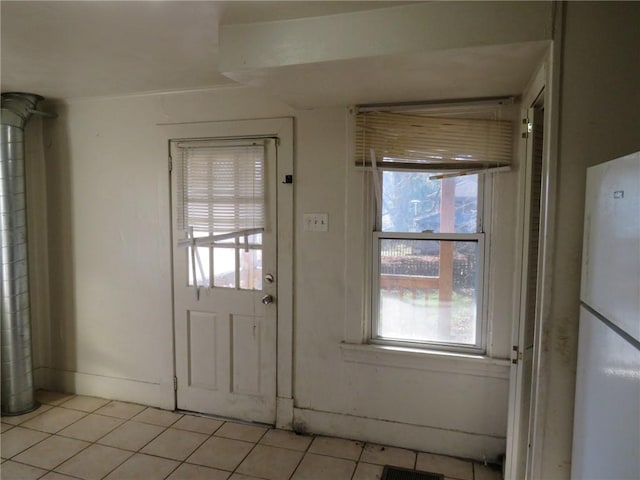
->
175 139 267 234
355 109 514 173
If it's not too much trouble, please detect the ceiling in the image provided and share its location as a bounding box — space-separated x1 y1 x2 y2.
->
1 1 548 106
225 41 550 108
0 1 409 100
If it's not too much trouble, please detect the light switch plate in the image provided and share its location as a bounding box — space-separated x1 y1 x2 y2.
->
303 213 329 232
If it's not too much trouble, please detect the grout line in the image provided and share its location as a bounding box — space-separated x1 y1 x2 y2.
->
28 405 122 475
2 457 52 476
80 446 133 480
12 411 90 436
229 435 264 477
57 394 111 412
49 442 129 480
97 422 166 451
160 457 182 480
129 423 169 453
8 394 482 480
0 404 53 427
2 429 53 460
355 441 366 463
255 425 270 443
42 436 93 475
349 452 363 480
286 448 306 480
303 450 360 463
109 406 181 427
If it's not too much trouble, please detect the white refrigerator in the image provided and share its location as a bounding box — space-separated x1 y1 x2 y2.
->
572 151 640 479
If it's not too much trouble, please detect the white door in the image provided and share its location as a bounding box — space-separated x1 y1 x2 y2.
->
171 138 278 424
506 102 545 478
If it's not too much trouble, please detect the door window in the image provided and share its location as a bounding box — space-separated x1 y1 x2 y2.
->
175 140 266 291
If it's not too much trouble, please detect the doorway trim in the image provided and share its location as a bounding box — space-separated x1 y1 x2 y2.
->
161 117 294 428
504 42 560 478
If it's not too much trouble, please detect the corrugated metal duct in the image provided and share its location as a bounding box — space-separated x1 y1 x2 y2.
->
1 92 52 415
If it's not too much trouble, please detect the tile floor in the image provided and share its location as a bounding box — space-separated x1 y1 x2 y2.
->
1 391 502 480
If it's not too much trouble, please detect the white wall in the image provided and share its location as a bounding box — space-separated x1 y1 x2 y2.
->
292 107 521 460
38 87 292 405
533 3 640 479
33 84 518 460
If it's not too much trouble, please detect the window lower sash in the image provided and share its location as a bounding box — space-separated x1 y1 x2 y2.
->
372 232 485 353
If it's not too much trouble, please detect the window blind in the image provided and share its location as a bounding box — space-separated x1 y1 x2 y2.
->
355 109 513 172
176 141 265 233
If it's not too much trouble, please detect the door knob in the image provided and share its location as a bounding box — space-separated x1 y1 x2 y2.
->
261 294 274 305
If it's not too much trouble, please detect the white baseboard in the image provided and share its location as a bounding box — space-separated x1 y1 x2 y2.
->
35 367 175 410
293 407 506 462
32 368 504 461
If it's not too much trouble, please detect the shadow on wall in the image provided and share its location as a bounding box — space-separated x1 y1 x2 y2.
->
40 101 78 390
24 116 51 388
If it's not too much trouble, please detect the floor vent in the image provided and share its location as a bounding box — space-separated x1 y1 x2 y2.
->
381 465 445 480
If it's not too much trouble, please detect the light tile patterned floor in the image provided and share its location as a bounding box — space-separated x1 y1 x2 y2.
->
1 391 502 480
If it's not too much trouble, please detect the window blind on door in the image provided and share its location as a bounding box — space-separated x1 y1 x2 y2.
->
176 142 265 233
355 109 513 172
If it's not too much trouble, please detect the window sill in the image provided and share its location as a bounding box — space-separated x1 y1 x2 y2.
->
340 342 511 379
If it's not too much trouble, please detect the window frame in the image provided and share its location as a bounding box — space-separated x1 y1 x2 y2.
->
369 170 490 355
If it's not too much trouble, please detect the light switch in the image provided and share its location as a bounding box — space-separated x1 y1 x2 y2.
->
303 213 329 232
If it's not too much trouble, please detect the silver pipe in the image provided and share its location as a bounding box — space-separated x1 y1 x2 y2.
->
1 92 46 415
27 109 57 119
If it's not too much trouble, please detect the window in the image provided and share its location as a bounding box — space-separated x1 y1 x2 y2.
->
174 140 267 291
356 100 514 353
374 172 484 350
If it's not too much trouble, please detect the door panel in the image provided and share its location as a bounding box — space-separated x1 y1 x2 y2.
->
517 106 544 476
172 139 277 424
232 315 262 395
506 100 545 479
187 311 218 390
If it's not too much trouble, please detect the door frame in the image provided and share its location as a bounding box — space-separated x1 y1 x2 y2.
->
162 117 294 428
505 46 559 478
